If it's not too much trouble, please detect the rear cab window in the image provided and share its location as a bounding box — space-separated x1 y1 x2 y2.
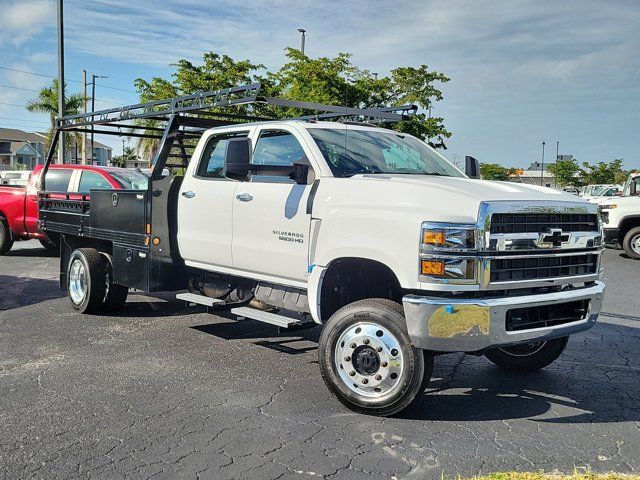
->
196 131 250 179
44 169 73 192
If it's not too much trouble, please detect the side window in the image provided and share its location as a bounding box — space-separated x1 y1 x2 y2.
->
44 169 73 192
78 171 111 193
252 130 306 167
196 131 249 178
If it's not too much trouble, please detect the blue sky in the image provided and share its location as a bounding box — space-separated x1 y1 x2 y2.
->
0 0 638 169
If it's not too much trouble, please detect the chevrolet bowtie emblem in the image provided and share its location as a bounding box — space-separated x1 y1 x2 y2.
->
536 228 570 248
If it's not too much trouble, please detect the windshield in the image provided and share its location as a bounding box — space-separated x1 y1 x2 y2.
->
110 170 149 190
308 128 464 178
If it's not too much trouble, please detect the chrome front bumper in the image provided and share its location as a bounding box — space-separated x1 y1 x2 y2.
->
402 281 605 352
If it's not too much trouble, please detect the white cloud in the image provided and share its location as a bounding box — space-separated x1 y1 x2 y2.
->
0 0 55 45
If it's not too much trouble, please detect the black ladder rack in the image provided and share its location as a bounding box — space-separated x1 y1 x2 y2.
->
43 82 417 184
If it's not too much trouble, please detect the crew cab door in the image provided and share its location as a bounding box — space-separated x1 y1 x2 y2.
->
177 129 250 270
232 127 314 284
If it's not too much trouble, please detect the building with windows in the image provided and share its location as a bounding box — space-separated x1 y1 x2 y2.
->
0 128 112 169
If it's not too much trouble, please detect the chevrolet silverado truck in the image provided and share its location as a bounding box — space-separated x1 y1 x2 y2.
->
0 164 148 254
600 172 640 259
38 85 605 416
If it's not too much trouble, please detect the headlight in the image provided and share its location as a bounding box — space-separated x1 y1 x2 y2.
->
420 223 477 252
600 204 617 209
420 222 478 283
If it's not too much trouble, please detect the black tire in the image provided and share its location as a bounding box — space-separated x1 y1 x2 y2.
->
66 248 106 314
101 254 128 311
622 226 640 260
39 237 58 250
484 336 569 372
318 298 431 416
0 219 14 255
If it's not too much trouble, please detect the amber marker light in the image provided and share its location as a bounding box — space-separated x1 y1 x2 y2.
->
423 230 445 245
152 237 161 246
421 259 445 276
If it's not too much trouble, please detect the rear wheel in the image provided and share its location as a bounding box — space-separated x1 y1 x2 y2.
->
67 248 106 313
0 219 14 255
318 298 431 416
622 226 640 260
484 336 569 372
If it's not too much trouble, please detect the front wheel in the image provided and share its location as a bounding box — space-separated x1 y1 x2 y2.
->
622 226 640 260
484 336 569 372
318 298 432 416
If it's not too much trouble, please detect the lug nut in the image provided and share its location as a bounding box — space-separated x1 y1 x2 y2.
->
344 356 351 362
363 338 370 345
362 379 369 384
350 343 357 349
390 349 398 357
375 374 382 381
349 371 356 377
381 361 388 368
376 346 383 352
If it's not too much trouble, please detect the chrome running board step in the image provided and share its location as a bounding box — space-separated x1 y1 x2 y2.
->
176 292 225 307
230 306 312 329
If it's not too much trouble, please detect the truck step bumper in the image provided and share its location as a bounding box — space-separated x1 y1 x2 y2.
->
402 281 605 352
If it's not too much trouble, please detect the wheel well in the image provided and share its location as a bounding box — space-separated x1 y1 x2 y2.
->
620 216 640 240
320 258 403 322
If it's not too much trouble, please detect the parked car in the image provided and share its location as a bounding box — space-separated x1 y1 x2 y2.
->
0 164 148 254
601 172 640 259
0 170 31 187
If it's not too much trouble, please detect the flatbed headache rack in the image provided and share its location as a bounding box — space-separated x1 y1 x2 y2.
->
41 82 417 183
38 83 417 293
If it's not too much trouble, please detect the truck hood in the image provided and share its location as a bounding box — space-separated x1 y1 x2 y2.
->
319 174 592 224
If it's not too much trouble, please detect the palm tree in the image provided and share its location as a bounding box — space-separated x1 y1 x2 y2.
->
26 80 85 160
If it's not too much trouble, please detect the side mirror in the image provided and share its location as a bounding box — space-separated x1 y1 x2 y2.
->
465 156 481 179
223 137 252 182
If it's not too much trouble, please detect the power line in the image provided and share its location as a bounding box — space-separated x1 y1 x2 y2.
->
0 66 138 93
0 101 27 108
0 116 50 124
0 83 39 92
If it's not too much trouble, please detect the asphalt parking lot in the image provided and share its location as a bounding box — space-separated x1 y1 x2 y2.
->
1 242 638 479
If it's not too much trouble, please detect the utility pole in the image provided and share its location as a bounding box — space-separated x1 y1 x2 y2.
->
90 74 107 165
556 141 559 161
57 0 65 164
82 69 87 165
540 141 546 187
298 28 306 55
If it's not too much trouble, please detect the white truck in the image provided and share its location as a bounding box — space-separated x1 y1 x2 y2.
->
39 86 606 416
600 172 640 259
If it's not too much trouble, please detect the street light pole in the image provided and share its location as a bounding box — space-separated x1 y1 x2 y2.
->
90 74 107 165
298 28 306 55
541 141 546 187
57 0 65 164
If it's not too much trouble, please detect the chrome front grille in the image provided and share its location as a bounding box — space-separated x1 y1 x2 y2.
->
480 201 602 289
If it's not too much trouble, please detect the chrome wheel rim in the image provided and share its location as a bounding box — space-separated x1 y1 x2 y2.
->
499 341 546 357
631 234 640 255
334 322 404 399
69 258 87 305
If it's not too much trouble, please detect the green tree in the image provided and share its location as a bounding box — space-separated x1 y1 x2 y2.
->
480 163 510 181
547 159 582 188
111 146 136 168
581 159 625 185
133 49 452 154
26 79 85 155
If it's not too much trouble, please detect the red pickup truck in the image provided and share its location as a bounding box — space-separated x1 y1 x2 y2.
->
0 164 148 254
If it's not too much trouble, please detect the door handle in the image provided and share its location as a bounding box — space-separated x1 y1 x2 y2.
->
236 193 253 202
182 191 196 199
